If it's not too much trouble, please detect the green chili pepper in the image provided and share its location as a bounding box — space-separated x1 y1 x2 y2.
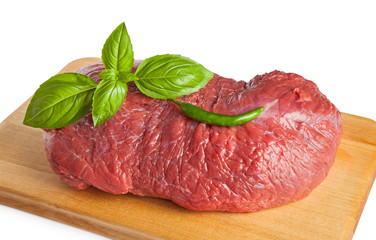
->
170 99 264 127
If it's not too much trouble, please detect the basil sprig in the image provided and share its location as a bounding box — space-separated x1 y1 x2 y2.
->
23 22 215 128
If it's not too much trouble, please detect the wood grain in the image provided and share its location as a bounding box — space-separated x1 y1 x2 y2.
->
0 58 375 240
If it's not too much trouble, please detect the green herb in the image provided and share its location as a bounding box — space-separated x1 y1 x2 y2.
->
23 73 97 128
92 71 128 127
101 22 134 72
23 22 263 129
134 54 213 99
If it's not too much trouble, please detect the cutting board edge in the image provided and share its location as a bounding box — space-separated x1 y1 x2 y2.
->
351 160 376 238
61 57 101 72
0 190 163 240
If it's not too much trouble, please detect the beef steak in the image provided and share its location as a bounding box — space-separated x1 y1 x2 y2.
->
43 62 343 212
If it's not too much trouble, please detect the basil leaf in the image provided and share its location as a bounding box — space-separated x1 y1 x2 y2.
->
99 69 138 83
23 73 97 129
119 71 138 82
98 69 118 81
92 75 128 127
102 22 134 72
134 54 214 99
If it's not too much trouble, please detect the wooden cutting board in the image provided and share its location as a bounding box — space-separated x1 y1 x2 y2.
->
1 58 376 240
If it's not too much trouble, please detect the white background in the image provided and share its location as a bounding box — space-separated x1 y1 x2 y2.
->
0 0 375 239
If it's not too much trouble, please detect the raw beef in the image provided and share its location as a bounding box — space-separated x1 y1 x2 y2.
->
43 62 342 212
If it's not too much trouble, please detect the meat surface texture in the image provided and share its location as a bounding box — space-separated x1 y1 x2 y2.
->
43 62 343 212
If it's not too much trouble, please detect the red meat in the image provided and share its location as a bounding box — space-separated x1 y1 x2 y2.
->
43 62 342 212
